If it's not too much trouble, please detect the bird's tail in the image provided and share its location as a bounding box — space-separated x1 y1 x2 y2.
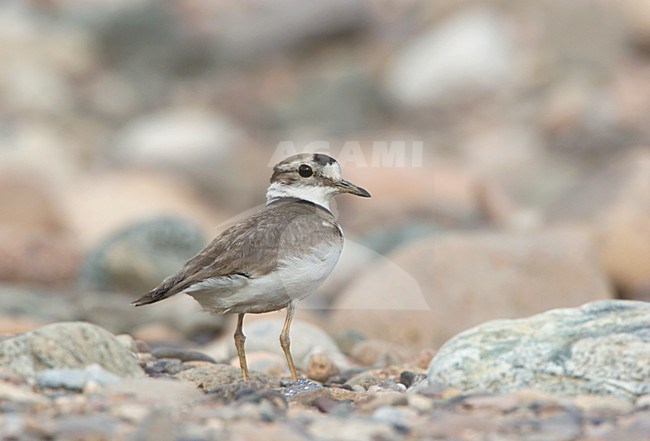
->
131 292 158 307
131 269 191 306
131 284 176 307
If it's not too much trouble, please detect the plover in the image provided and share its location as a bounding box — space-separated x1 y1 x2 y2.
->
132 153 370 381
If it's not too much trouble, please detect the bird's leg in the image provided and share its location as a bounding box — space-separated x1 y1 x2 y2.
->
280 301 299 381
234 313 250 381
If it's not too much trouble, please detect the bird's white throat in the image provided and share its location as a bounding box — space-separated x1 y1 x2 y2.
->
266 182 336 211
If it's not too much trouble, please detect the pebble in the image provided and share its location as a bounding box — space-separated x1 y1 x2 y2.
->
345 373 382 390
399 371 427 389
35 364 121 391
350 339 407 367
104 378 202 405
175 364 277 391
305 353 340 383
636 394 650 409
289 387 360 409
361 392 408 412
0 382 50 405
368 380 407 393
282 376 323 398
372 405 418 427
144 358 190 377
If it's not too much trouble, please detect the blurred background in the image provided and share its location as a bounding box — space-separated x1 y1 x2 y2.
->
0 0 648 361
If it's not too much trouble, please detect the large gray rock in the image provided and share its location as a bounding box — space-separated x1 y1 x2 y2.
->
0 322 144 381
428 300 650 399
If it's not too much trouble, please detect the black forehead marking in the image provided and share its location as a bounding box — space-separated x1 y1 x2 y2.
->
313 154 335 166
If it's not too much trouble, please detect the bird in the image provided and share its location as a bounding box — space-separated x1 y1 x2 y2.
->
132 153 370 381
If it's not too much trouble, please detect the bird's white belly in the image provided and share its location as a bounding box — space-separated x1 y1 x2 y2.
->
186 242 342 314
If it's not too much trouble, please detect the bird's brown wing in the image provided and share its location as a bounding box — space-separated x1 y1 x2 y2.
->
132 199 341 306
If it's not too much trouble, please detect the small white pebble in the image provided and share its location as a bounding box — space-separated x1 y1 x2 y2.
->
82 381 103 394
407 394 433 413
636 394 650 409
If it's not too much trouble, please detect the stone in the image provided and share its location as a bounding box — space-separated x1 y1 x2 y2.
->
384 6 516 107
282 376 323 398
573 395 635 414
406 394 433 413
211 0 371 63
367 380 407 394
305 353 340 383
272 65 380 133
129 407 176 441
637 394 650 409
0 382 50 405
305 416 395 441
144 358 189 377
331 229 612 348
111 108 238 171
428 300 650 399
331 330 365 356
549 148 650 297
372 405 417 428
345 373 382 391
350 339 408 367
104 378 203 405
398 371 427 389
0 322 144 381
130 323 185 345
35 364 121 391
289 387 361 408
78 215 206 294
114 334 137 353
49 415 121 441
175 364 277 391
599 412 650 441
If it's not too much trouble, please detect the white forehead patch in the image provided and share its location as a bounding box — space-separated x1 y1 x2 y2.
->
321 162 342 180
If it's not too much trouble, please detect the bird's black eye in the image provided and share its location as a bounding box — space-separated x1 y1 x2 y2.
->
298 164 313 178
